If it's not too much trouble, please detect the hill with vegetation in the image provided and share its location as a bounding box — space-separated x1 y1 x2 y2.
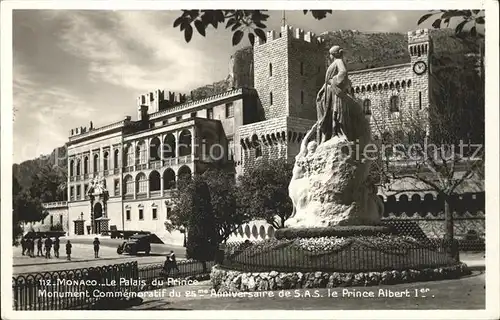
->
187 28 482 100
13 145 67 199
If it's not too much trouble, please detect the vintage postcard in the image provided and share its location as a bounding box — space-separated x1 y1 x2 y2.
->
1 0 498 319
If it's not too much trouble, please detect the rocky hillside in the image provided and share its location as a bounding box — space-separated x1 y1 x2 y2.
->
189 46 254 101
13 145 67 191
188 28 482 100
320 30 409 71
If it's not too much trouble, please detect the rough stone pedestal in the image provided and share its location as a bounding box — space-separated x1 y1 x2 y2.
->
287 135 383 228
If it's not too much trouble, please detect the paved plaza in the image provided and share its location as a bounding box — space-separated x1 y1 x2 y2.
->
130 272 485 310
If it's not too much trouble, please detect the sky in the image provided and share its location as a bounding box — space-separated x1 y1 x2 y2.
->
12 9 434 164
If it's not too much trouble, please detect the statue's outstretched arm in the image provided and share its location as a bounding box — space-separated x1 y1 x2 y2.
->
300 122 318 152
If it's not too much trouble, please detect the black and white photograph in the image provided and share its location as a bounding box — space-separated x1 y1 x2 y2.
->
1 1 499 318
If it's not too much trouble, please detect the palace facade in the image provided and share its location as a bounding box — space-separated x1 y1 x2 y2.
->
36 26 477 245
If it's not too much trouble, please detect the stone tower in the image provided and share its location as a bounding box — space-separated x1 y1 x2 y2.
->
407 29 432 114
253 25 325 121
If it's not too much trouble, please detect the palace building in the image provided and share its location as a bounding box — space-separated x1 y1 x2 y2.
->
32 26 483 244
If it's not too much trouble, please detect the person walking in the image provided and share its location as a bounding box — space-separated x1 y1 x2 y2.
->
21 237 26 256
36 237 43 257
169 250 179 274
66 240 72 260
25 238 31 257
162 255 172 279
45 237 53 259
28 238 35 257
93 237 100 258
53 237 60 258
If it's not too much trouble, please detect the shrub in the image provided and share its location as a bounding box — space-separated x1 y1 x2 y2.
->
50 223 64 231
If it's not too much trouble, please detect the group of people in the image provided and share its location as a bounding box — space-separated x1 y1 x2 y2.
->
21 237 73 260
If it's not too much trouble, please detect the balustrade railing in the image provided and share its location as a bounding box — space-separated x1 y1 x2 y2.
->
150 190 161 198
113 168 120 174
42 201 68 208
124 166 133 173
150 160 162 169
163 158 176 166
136 193 147 200
123 194 134 200
178 155 191 164
163 189 176 197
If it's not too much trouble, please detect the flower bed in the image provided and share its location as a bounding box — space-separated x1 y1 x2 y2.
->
292 234 420 253
221 234 457 273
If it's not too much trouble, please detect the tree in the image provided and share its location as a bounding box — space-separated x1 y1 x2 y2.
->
173 10 332 46
418 10 485 84
184 177 218 272
167 169 251 245
29 164 67 203
12 176 24 245
237 158 294 229
371 52 484 260
202 169 250 243
418 10 485 38
12 174 48 244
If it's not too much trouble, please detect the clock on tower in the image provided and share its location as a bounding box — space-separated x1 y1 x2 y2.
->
413 61 427 75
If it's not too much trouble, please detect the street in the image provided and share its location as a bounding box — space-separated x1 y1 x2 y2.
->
13 236 186 275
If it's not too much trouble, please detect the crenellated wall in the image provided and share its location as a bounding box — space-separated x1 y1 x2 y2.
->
253 25 325 121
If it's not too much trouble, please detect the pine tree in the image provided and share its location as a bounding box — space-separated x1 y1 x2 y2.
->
185 177 218 272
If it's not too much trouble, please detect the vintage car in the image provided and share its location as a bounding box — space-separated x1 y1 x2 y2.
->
117 234 151 255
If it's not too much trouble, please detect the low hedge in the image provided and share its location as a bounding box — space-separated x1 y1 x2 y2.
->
275 226 394 240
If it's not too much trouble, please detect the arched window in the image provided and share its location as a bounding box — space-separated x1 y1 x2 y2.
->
259 226 266 239
136 173 147 194
103 151 109 170
76 160 81 176
150 137 161 161
93 154 99 172
83 156 89 174
123 175 134 194
389 95 400 112
178 166 192 181
114 149 119 168
178 130 192 157
136 141 146 164
363 99 371 115
69 160 74 176
125 145 134 167
163 133 176 158
269 63 272 77
163 169 176 190
149 171 161 191
255 145 262 158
